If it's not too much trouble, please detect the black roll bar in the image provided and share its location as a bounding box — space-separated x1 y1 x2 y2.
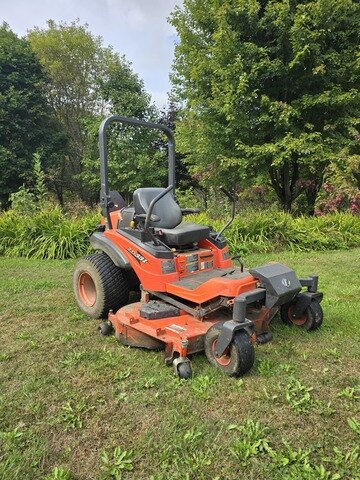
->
98 115 176 229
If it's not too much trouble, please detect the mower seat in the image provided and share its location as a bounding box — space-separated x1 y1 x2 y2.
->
133 187 210 246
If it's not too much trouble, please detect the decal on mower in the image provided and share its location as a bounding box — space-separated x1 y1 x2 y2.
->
166 324 186 333
281 278 291 288
127 247 148 264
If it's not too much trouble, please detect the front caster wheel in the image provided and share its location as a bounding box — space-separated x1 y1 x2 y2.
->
98 322 113 336
280 300 323 331
204 324 255 377
173 357 192 379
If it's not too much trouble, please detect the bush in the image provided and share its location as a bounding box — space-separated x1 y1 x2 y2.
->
0 206 98 259
0 207 358 260
191 211 360 255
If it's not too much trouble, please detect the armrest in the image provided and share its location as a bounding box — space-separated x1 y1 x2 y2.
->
181 208 201 215
135 213 161 222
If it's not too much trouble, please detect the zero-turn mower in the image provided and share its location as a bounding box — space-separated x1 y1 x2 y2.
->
73 115 324 379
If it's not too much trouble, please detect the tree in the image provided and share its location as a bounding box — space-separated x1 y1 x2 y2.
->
170 0 360 212
0 24 66 207
28 20 162 204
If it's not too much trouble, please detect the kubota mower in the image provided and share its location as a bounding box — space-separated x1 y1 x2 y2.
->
73 115 324 379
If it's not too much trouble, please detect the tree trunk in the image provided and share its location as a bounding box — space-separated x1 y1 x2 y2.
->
269 161 299 213
53 181 64 206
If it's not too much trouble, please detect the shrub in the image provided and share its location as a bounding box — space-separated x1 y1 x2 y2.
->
0 207 358 260
0 207 98 259
191 211 360 255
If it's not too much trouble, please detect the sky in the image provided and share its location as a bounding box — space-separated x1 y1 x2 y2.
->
1 0 182 109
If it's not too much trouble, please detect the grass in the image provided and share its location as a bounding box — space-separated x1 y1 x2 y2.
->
0 249 359 479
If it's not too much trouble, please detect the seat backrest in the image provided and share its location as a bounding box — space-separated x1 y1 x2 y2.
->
133 188 182 229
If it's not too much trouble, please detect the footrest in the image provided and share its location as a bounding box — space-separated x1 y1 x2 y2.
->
140 301 180 320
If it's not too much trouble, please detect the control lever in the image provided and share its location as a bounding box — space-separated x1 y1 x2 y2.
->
215 186 236 240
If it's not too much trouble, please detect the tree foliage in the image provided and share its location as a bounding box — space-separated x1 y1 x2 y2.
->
170 0 360 212
0 23 66 207
28 20 163 204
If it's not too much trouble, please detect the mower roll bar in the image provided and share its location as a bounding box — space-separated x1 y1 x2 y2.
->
99 115 176 229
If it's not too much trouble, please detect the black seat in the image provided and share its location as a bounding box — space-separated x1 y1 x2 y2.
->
133 187 209 246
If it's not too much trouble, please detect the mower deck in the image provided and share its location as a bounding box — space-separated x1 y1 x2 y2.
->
109 301 231 363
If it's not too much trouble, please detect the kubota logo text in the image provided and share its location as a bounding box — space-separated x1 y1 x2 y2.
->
127 247 148 264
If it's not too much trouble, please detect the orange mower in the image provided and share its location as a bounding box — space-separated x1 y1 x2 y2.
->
73 115 324 379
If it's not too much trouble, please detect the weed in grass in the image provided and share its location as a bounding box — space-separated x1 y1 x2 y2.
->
268 441 341 479
257 357 276 375
261 387 279 401
44 467 72 480
347 417 360 436
183 450 212 472
26 340 39 350
316 401 336 417
328 446 359 478
158 426 212 476
99 348 119 368
0 426 45 479
324 347 341 362
15 331 30 340
59 331 77 343
0 352 11 361
183 426 204 445
281 362 296 374
114 391 128 403
338 385 360 400
26 401 43 415
114 367 131 381
60 351 84 368
0 426 23 448
301 351 308 361
191 375 214 399
230 419 271 466
143 377 157 389
235 378 244 390
285 377 314 413
59 400 93 431
270 441 311 468
100 446 133 479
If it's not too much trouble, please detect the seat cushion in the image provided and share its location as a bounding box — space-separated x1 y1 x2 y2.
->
155 222 210 245
133 187 182 229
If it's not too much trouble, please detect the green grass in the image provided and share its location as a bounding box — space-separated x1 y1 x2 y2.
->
0 249 359 479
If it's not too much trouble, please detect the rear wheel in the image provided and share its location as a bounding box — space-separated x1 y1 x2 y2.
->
280 300 323 331
74 252 129 319
204 324 255 376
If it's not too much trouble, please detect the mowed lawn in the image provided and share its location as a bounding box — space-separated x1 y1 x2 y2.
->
0 249 359 480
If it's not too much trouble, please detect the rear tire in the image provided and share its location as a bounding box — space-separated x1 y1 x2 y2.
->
280 300 323 331
204 324 255 376
74 252 129 319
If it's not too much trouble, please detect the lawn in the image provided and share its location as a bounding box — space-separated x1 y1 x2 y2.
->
0 249 359 480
